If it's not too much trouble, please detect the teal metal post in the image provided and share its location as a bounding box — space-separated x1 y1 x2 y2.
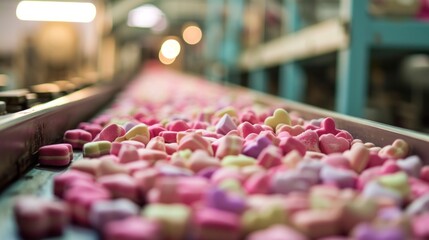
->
279 0 305 101
249 68 268 92
336 0 369 117
204 0 224 82
223 0 244 84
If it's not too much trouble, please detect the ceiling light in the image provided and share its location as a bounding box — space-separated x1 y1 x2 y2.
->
128 4 166 30
16 1 96 23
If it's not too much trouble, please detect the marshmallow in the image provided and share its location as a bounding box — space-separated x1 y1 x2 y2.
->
98 174 141 204
215 135 243 159
118 144 140 164
83 141 111 158
53 169 94 198
292 208 342 239
97 123 126 142
193 207 241 240
178 132 213 155
63 129 92 149
103 217 161 240
257 145 282 169
38 143 73 167
89 198 139 230
221 154 256 168
14 196 69 239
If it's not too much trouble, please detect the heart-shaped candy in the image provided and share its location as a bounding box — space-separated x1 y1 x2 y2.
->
238 122 263 138
264 108 291 130
178 133 213 155
344 143 369 173
279 137 306 156
379 139 409 159
243 136 272 159
276 124 305 136
296 130 320 152
319 133 350 154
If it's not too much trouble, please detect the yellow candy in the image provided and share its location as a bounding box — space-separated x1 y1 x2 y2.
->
121 124 150 144
218 179 245 195
264 108 291 130
379 139 409 159
241 204 287 234
222 155 256 168
310 186 341 209
143 204 191 240
378 172 410 198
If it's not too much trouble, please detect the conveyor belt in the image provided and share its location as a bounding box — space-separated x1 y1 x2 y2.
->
0 63 428 239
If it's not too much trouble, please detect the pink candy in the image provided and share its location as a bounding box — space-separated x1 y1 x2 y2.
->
63 129 92 149
103 217 161 240
14 196 69 239
96 123 125 142
38 143 73 167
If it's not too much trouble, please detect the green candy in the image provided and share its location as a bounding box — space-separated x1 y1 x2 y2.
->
222 154 256 168
378 172 410 198
83 141 111 158
143 204 190 239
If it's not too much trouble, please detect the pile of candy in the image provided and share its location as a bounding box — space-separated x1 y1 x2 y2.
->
14 66 429 239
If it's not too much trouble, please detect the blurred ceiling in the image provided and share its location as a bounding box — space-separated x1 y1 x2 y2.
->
109 0 207 41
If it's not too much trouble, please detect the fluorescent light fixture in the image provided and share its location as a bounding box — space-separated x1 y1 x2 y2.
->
16 1 96 23
128 4 166 29
160 39 181 59
182 25 202 45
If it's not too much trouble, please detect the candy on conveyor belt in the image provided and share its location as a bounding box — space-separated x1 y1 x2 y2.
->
12 66 429 239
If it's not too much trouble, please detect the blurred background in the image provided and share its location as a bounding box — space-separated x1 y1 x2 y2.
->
0 0 429 133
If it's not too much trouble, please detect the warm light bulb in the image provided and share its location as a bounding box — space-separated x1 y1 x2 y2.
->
160 39 181 59
16 1 96 23
182 25 202 45
158 51 176 65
